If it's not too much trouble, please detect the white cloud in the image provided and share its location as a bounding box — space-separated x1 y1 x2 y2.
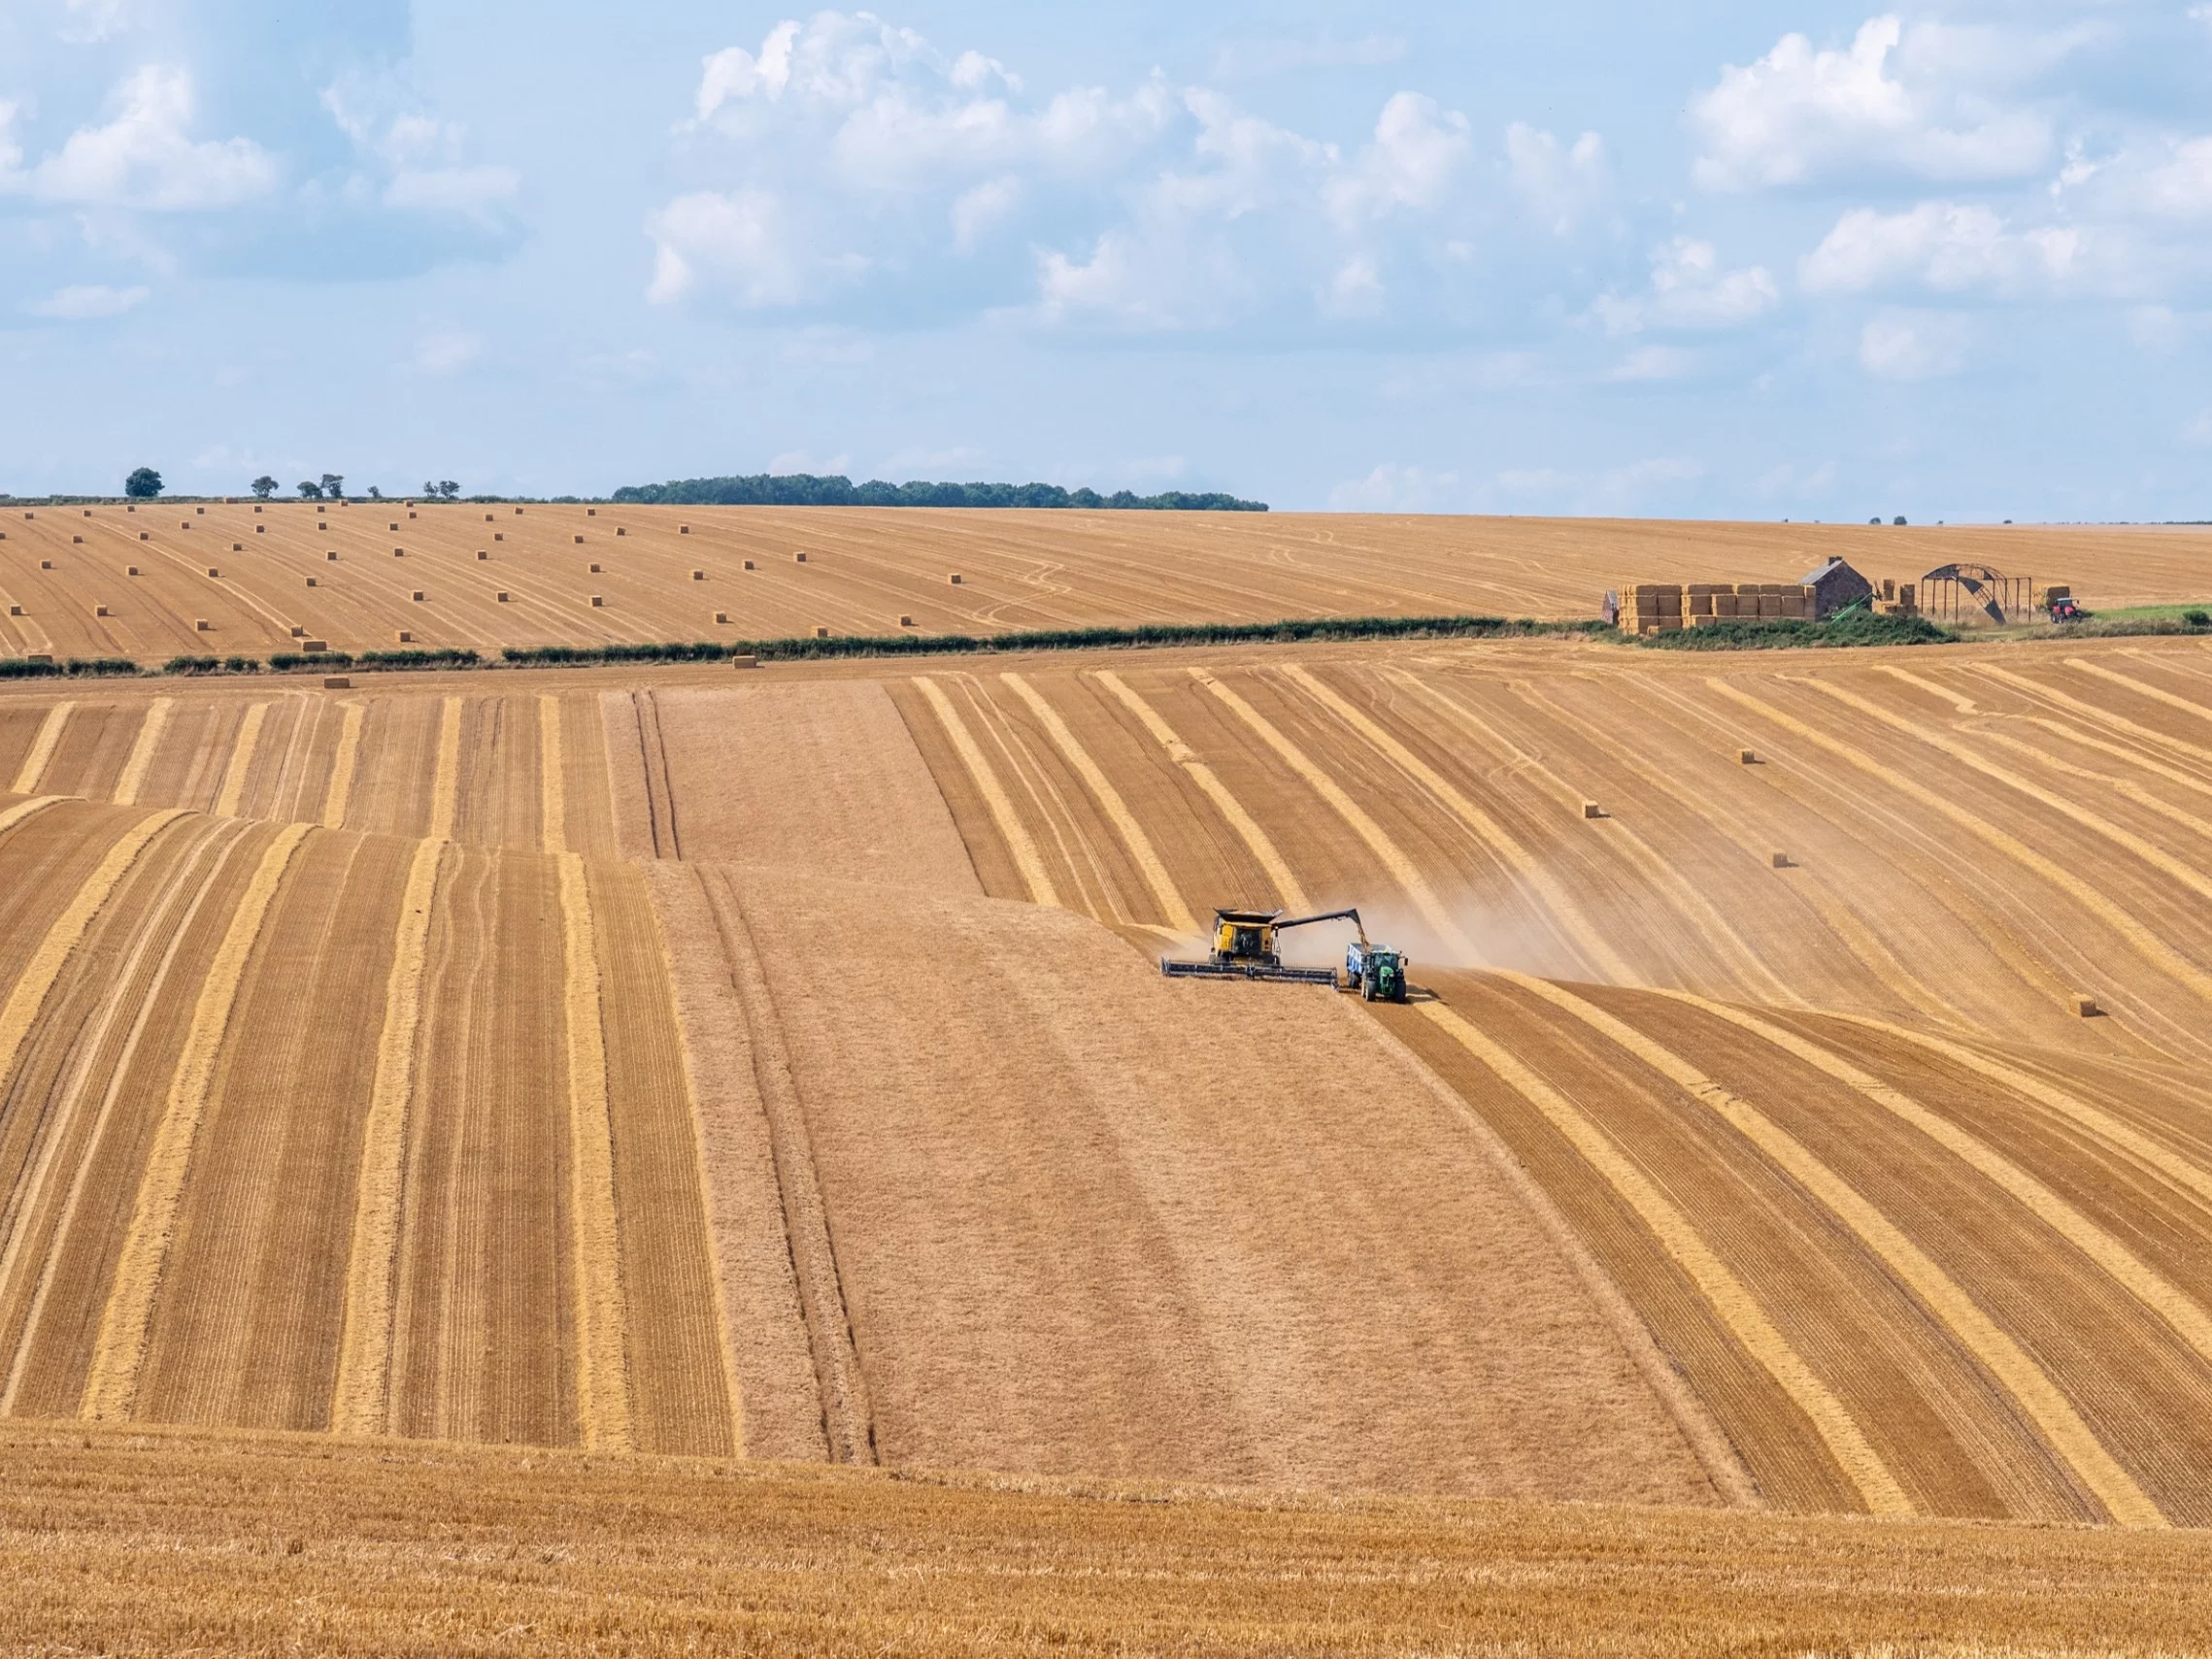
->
950 175 1019 250
1755 460 1838 497
647 188 820 307
1595 238 1779 334
1212 33 1407 80
59 0 133 46
1692 16 2056 190
1859 309 1974 380
320 75 519 227
28 282 149 318
767 448 854 475
884 445 986 474
384 164 519 220
412 331 484 374
1329 463 1458 510
1324 93 1472 225
1602 456 1705 498
1611 345 1695 381
2126 137 2212 220
1801 201 2081 295
1495 467 1572 496
1504 123 1608 235
8 66 276 210
654 12 1480 328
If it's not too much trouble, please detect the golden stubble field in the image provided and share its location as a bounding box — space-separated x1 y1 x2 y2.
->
2 500 2208 658
10 623 2212 1645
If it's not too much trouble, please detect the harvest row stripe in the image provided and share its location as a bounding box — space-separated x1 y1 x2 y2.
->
538 694 565 854
1391 671 1795 1005
1806 679 2212 914
1712 680 2212 1004
1826 1014 2212 1217
111 701 173 808
1975 665 2212 773
1280 664 1633 981
1191 668 1473 953
2068 659 2212 730
915 677 1059 907
1587 676 1957 1016
428 696 463 843
1091 670 1309 912
81 820 312 1420
1415 997 1910 1516
10 705 73 797
1139 680 1902 1508
0 797 64 840
0 809 187 1100
1660 989 2212 1377
559 852 632 1452
1000 673 1196 933
329 836 447 1437
0 821 246 1416
212 703 269 819
320 702 365 828
1507 971 2164 1529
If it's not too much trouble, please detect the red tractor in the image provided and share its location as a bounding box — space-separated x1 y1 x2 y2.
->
2050 596 2087 623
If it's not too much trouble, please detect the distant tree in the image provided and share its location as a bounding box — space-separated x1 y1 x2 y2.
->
320 473 346 501
1893 514 1907 525
1869 516 1882 525
123 467 163 499
297 481 323 500
250 475 278 500
367 485 383 500
435 480 460 500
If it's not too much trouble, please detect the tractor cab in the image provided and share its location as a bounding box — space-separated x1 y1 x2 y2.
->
1344 939 1410 1003
2050 596 2086 623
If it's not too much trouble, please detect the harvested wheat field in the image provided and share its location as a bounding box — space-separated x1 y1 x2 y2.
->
11 623 2212 1643
12 1420 2212 1658
4 501 2209 658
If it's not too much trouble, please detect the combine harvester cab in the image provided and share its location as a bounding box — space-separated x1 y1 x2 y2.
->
1161 907 1406 999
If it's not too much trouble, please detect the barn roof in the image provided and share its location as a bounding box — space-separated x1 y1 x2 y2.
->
1800 556 1862 585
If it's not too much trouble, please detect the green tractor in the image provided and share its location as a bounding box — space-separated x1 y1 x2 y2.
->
1344 937 1409 1003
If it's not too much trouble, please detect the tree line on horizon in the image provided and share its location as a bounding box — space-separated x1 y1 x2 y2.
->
610 473 1268 511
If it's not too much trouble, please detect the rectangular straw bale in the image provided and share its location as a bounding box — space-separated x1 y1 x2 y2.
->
395 630 412 643
590 595 603 607
731 654 758 669
714 612 729 624
497 591 511 602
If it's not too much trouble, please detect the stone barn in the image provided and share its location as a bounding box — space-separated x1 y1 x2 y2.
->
1801 557 1874 619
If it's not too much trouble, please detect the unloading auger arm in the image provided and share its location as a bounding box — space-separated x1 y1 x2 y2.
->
1274 908 1369 947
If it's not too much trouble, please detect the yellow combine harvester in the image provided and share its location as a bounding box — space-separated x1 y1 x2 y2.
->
1160 907 1409 1001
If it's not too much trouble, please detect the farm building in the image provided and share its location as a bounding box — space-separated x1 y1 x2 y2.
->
1801 557 1874 619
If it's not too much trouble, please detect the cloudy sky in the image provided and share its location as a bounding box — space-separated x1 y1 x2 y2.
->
2 2 2208 517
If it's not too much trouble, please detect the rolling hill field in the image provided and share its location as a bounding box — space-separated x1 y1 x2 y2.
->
8 605 2212 1643
2 500 2208 658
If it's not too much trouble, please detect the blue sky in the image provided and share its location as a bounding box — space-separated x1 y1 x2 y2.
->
2 2 2209 517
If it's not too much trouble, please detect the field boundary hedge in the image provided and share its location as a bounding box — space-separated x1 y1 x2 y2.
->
0 608 2014 682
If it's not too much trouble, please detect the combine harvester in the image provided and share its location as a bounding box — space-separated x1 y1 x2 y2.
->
1161 907 1409 1002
